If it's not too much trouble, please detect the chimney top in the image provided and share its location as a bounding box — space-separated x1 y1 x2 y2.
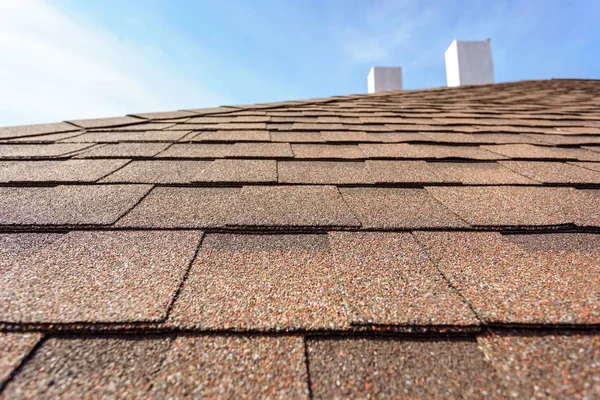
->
444 39 494 87
367 67 403 93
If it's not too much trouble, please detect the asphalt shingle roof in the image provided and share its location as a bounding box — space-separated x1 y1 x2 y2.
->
0 79 599 398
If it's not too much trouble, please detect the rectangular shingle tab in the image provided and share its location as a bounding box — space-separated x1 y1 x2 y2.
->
308 338 501 399
191 130 270 141
434 162 536 184
75 143 170 158
0 230 202 323
359 143 501 159
0 122 79 139
68 116 145 128
278 161 373 184
101 160 211 183
500 160 600 183
340 187 468 228
414 232 600 324
365 160 458 183
0 143 92 159
291 144 366 159
0 333 43 386
426 186 600 226
482 144 600 161
62 130 188 142
0 160 129 183
0 185 151 225
194 159 277 183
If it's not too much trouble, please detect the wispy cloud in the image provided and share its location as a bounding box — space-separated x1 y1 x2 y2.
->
0 0 230 126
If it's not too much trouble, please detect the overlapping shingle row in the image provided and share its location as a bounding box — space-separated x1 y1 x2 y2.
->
1 79 599 398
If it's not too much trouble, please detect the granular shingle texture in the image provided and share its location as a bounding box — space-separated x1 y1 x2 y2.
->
2 336 174 399
308 338 502 399
0 185 151 225
0 159 129 183
414 232 600 324
0 231 202 323
2 79 600 398
340 187 468 228
116 187 240 228
169 233 348 330
427 186 600 226
478 330 600 399
0 333 42 386
230 185 360 227
154 335 309 399
101 160 211 183
278 161 373 184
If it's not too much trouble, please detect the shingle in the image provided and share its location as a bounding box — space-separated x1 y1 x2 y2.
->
270 131 325 142
0 333 43 386
188 122 268 130
116 187 240 228
191 130 270 141
482 144 600 161
129 110 196 119
159 143 234 158
0 233 63 263
195 159 277 183
230 185 359 227
291 144 366 159
367 131 430 142
0 143 92 159
3 337 174 399
185 106 236 114
435 162 536 184
88 123 176 132
0 122 78 139
287 123 345 131
154 336 309 399
0 185 151 225
365 160 458 183
0 159 129 183
414 232 600 324
67 116 145 128
320 131 378 142
308 338 501 399
500 160 600 183
329 232 478 326
339 187 468 228
478 330 600 399
75 143 170 158
168 233 348 329
230 142 293 157
101 160 211 183
278 161 373 184
359 143 500 159
0 230 201 323
569 161 600 173
524 133 600 145
583 145 600 154
426 186 600 226
6 131 84 143
422 131 543 144
61 130 188 142
233 115 272 122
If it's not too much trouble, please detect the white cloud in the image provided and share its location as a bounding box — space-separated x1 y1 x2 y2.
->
0 0 230 126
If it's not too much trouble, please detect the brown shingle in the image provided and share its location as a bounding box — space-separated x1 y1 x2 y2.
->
129 110 196 119
0 122 78 139
414 232 600 324
291 144 366 159
330 232 478 326
278 161 373 184
61 130 188 142
68 116 145 128
426 186 600 226
340 187 468 228
320 131 377 142
569 161 600 173
0 185 151 225
0 333 42 386
101 160 211 183
230 142 293 157
434 162 536 184
359 143 500 159
5 131 84 143
230 185 359 227
0 231 201 323
159 143 233 158
482 144 600 161
191 130 270 141
155 336 309 399
75 143 170 158
195 159 277 183
0 160 129 183
500 160 600 183
116 187 240 228
0 143 92 159
88 122 176 132
478 331 600 399
168 233 347 329
3 337 174 399
365 160 458 183
422 131 543 144
308 338 501 399
270 131 325 142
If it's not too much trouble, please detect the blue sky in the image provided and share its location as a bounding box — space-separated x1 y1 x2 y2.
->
1 0 599 126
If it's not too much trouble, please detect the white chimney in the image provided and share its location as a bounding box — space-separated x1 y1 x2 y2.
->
444 39 494 87
367 67 403 93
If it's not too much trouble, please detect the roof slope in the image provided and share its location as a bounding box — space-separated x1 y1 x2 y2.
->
0 79 599 398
